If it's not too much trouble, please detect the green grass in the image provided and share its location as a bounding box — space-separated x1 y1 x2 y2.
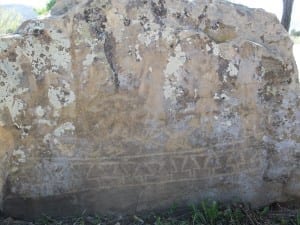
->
0 7 23 34
153 202 300 225
291 36 300 44
35 0 56 15
1 201 298 225
191 201 221 225
0 0 57 34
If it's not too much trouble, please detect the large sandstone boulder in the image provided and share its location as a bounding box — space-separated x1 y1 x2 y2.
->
0 0 299 219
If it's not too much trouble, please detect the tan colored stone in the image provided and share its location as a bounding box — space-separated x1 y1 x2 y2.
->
0 0 299 219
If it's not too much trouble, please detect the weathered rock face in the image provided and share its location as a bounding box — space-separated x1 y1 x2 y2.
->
0 0 299 219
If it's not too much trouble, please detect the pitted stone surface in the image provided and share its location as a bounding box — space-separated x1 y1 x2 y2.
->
0 0 299 219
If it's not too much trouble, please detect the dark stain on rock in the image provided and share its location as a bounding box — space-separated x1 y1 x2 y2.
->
173 8 203 29
33 28 44 37
198 5 208 22
261 56 291 85
255 63 264 80
126 0 148 12
32 29 52 44
139 15 151 32
151 0 167 23
173 12 181 19
84 8 103 23
139 15 148 25
0 69 7 78
217 57 229 82
84 7 107 39
236 9 245 17
258 84 283 102
8 51 17 62
211 21 221 30
257 56 290 103
104 32 119 90
85 0 94 7
123 18 131 26
183 8 190 18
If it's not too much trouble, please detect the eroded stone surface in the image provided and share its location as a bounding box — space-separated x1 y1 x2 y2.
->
0 0 299 219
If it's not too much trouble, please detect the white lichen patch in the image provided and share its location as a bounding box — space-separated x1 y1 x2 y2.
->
34 106 53 125
50 29 71 49
138 32 158 47
213 93 220 100
164 45 186 76
43 122 75 146
138 25 175 48
212 42 220 56
83 53 96 66
163 44 187 104
135 44 143 62
82 41 100 67
162 27 176 44
0 59 28 124
227 62 239 77
48 81 76 110
137 22 161 47
16 25 71 78
206 44 211 52
37 119 53 126
206 42 220 56
9 99 26 121
35 106 45 117
23 20 45 33
53 122 75 137
221 93 230 100
12 149 26 163
43 133 52 144
0 40 9 51
221 120 232 127
214 93 230 101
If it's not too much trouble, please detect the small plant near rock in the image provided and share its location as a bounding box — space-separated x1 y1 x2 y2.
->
223 206 245 225
291 29 300 37
192 201 221 225
35 0 56 15
292 211 300 225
